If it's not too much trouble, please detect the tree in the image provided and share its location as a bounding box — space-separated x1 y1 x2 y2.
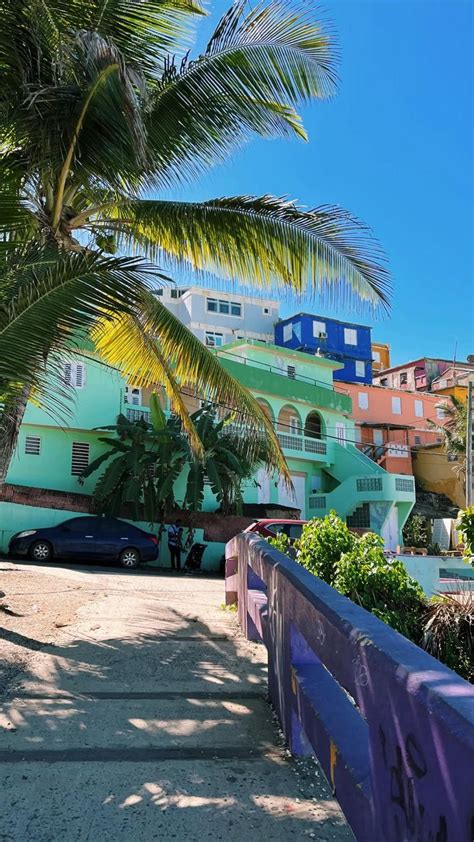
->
0 0 391 484
81 394 187 522
184 407 270 514
430 396 467 482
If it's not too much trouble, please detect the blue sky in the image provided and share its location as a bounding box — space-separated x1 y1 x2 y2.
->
174 0 473 365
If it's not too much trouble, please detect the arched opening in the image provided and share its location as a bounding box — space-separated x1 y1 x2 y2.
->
305 411 323 440
277 405 302 436
256 398 274 424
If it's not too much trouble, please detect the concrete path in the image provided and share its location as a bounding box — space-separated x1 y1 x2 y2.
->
0 564 353 840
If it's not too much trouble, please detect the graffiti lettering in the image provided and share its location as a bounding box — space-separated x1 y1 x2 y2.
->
379 726 449 842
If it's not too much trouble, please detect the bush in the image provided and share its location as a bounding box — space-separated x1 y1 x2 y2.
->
457 507 474 558
333 532 426 641
266 532 291 554
422 591 473 683
295 510 356 585
402 513 428 548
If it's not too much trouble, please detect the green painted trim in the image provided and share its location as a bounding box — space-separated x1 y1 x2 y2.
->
218 357 352 413
216 340 344 370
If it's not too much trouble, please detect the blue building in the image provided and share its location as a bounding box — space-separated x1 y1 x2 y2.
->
274 313 373 385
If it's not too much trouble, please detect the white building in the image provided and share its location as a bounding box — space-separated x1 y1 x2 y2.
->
154 285 279 347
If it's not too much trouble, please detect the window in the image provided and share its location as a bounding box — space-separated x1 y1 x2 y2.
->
283 322 293 343
125 386 142 406
155 288 163 296
373 350 381 363
71 442 90 476
414 400 423 418
436 406 447 420
206 298 242 317
392 397 402 415
400 372 408 385
25 435 41 455
354 426 362 443
170 289 178 299
344 328 357 345
287 365 296 379
289 416 300 434
380 378 388 386
355 361 365 378
205 331 223 347
64 361 86 389
263 306 270 315
358 392 369 410
414 435 421 445
312 320 326 337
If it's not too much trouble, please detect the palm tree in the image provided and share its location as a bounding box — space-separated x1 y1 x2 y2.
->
184 407 270 514
0 0 391 484
80 395 188 520
430 396 467 482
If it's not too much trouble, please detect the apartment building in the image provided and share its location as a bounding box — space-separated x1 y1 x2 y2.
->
337 381 450 475
371 342 391 374
373 357 474 392
155 285 279 347
274 312 374 384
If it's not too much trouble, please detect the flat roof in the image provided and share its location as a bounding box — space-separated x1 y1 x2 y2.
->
376 357 474 375
277 312 372 330
215 339 344 370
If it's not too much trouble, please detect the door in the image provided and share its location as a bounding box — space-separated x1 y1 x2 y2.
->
257 469 271 504
54 517 100 559
335 422 346 446
278 474 306 518
381 507 399 551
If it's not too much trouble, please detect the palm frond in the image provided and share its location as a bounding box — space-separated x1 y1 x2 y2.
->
87 196 390 308
0 249 152 396
92 293 290 479
145 0 336 188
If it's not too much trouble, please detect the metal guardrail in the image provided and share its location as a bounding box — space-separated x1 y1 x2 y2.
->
216 348 338 392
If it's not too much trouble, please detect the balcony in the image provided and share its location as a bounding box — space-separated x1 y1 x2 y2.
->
216 352 352 414
277 432 331 463
125 405 150 423
308 472 415 513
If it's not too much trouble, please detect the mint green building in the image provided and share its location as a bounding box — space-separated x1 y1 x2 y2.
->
2 340 415 556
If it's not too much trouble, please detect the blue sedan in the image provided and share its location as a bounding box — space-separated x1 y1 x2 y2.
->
9 516 159 569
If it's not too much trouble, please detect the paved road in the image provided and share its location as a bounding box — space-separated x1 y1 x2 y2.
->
0 563 353 840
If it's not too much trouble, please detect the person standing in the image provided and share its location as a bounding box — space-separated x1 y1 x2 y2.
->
168 519 183 571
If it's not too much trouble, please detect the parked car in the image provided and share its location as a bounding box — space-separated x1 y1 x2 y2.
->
244 519 308 542
9 516 159 569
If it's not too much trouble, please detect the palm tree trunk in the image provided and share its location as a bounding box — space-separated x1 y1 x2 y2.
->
0 386 30 484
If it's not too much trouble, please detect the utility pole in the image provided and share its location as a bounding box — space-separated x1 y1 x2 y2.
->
467 380 474 507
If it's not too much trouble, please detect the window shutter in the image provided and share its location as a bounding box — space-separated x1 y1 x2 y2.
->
75 363 85 388
64 363 73 385
25 435 41 455
287 365 296 379
71 442 90 475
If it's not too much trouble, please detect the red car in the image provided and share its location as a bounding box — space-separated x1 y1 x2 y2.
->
244 519 308 542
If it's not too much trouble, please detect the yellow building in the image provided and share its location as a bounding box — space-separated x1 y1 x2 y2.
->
430 367 473 404
371 342 391 374
412 443 465 508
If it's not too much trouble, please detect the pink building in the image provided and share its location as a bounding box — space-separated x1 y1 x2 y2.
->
336 382 451 475
373 356 474 392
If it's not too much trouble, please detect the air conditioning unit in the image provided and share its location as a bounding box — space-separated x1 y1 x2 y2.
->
318 331 328 339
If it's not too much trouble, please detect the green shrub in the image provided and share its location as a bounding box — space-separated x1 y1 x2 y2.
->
267 532 291 554
422 592 473 683
295 511 357 585
333 532 426 641
457 507 474 558
402 513 428 548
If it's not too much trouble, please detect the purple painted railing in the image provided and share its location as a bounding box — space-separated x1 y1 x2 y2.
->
225 533 474 842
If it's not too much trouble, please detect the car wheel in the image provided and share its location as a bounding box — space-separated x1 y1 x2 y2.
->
30 541 52 562
119 548 140 569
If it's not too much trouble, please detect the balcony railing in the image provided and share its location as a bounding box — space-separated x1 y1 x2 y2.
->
277 432 327 456
125 406 150 423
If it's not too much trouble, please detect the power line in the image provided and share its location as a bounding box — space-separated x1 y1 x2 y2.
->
76 351 454 462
